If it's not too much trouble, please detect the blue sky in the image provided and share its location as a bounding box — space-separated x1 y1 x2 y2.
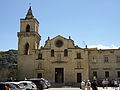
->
0 0 120 51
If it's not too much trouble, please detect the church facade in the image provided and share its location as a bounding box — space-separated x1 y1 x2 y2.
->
17 7 120 83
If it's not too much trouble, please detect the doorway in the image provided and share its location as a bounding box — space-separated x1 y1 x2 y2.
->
77 73 82 83
55 68 64 83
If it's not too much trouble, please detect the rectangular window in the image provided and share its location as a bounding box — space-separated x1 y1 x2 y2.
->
37 73 42 78
118 71 120 77
117 56 120 62
38 53 42 59
93 71 97 78
105 71 109 78
77 53 81 59
104 56 108 63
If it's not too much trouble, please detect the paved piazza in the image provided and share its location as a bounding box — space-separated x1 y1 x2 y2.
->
45 87 119 90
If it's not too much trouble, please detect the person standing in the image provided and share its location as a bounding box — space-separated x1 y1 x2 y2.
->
81 80 86 90
114 79 118 90
102 79 105 89
91 80 98 90
86 80 91 90
111 79 114 88
105 79 109 89
5 84 11 90
119 81 120 90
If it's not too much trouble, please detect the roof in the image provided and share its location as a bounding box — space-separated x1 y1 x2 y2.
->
19 81 33 83
28 78 42 80
25 6 34 19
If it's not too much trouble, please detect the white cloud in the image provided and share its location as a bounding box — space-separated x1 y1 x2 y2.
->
88 44 119 49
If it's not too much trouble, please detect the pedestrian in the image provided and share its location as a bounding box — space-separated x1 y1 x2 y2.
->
119 82 120 90
105 79 109 89
5 84 11 90
102 79 105 89
81 80 86 90
91 80 98 90
114 79 118 90
118 80 120 90
86 80 91 90
111 79 114 88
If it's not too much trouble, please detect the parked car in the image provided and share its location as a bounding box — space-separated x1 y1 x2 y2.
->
0 82 17 90
9 82 26 90
19 81 37 90
27 78 46 90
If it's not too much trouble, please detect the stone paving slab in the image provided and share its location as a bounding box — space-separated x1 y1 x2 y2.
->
45 87 119 90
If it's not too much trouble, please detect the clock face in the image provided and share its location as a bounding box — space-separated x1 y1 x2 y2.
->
55 40 63 47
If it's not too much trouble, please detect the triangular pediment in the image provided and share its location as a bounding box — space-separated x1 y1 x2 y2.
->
50 35 68 41
44 35 75 49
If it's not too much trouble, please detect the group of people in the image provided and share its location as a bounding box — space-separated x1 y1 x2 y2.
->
102 79 120 89
81 80 98 90
102 79 109 89
81 79 120 90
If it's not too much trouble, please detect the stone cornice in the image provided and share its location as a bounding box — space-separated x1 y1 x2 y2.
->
17 32 41 40
52 60 68 63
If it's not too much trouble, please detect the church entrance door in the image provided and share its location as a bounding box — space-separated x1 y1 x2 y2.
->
77 73 82 83
55 68 64 83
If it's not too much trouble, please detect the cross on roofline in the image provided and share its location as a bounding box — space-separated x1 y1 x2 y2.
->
29 3 31 7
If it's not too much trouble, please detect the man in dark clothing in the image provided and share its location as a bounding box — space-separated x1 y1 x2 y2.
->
91 80 98 90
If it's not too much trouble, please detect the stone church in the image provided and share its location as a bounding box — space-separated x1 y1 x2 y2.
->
17 7 120 83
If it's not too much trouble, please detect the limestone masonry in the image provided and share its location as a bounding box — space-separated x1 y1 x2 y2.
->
17 7 120 83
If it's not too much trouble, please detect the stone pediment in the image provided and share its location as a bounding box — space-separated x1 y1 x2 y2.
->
50 35 68 41
44 35 75 49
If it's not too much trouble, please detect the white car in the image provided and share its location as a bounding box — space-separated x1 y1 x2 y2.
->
19 81 37 90
8 82 26 90
0 82 18 90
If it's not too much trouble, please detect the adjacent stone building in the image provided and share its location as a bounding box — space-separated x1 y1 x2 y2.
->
17 7 120 83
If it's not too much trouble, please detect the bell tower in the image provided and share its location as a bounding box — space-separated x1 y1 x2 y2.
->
17 7 41 80
17 6 41 55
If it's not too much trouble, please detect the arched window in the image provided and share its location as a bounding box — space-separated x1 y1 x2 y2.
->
64 49 68 56
25 43 29 55
51 49 54 57
26 24 30 32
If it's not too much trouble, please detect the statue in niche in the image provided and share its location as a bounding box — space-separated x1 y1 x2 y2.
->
38 63 42 70
77 62 81 68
